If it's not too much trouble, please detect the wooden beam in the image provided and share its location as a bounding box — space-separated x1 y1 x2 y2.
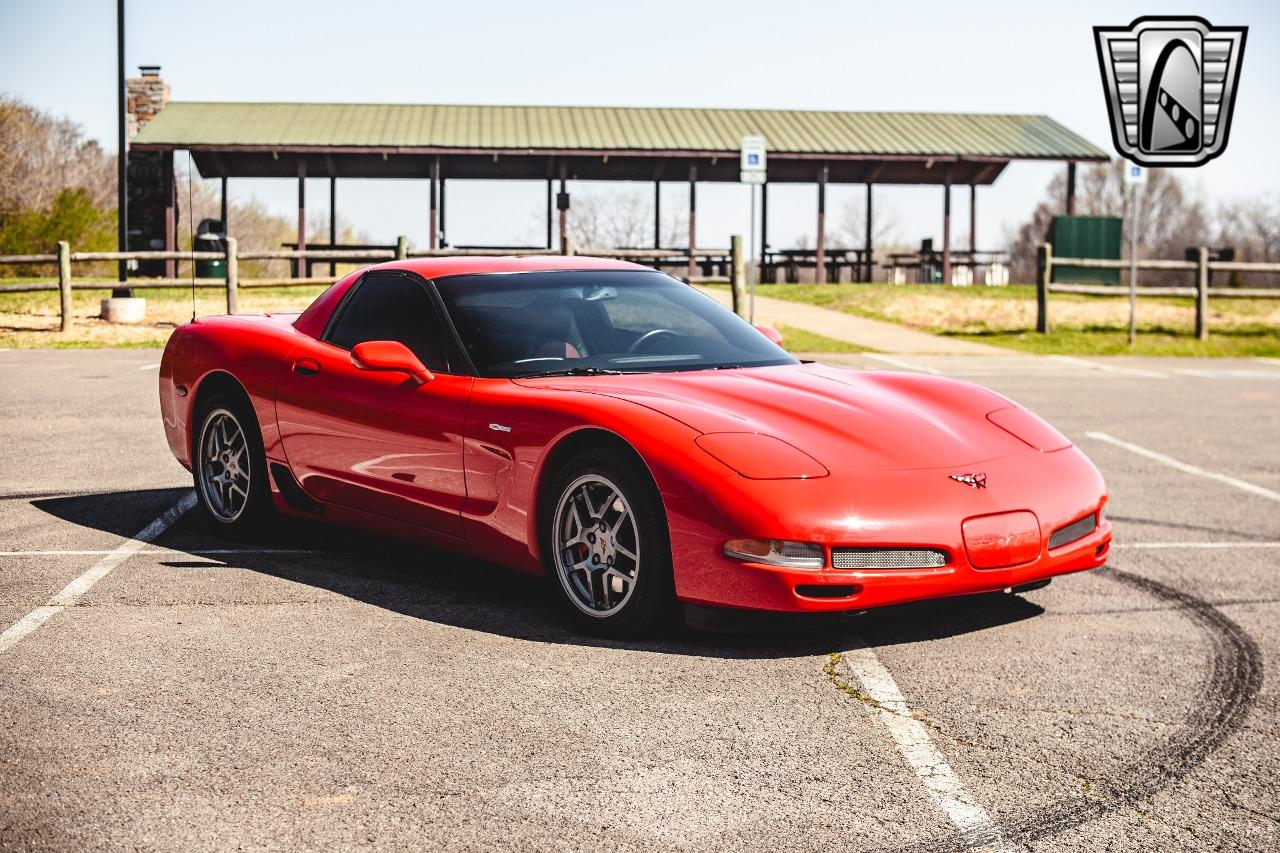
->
429 155 440 250
687 162 697 280
815 162 828 283
969 184 977 257
1066 161 1077 216
864 182 873 282
654 180 662 249
329 176 337 275
760 181 769 282
941 167 952 285
296 159 307 277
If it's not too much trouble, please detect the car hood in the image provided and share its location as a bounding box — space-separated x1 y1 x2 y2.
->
517 362 1034 471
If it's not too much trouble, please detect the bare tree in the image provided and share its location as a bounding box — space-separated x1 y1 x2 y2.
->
565 187 686 250
0 96 114 216
1008 160 1209 282
1216 195 1280 264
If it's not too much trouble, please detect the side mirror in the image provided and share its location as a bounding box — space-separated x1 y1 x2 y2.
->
754 324 784 346
351 340 434 385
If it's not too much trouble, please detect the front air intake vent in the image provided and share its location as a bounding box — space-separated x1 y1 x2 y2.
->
831 548 948 569
1049 514 1097 550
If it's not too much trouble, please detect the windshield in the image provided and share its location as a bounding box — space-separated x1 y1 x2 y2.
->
434 270 797 377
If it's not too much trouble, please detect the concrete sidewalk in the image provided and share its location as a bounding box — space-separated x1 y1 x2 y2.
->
698 287 1010 355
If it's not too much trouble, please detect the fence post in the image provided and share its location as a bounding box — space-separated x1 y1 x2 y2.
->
1035 242 1052 333
730 234 746 315
563 235 575 257
396 235 408 260
57 241 72 332
1195 246 1209 342
225 237 239 315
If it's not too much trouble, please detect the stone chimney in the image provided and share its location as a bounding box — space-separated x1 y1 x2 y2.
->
126 65 170 139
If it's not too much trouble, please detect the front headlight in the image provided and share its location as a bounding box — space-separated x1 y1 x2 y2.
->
723 538 825 569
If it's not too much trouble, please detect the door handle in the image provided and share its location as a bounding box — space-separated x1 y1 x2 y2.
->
293 358 321 376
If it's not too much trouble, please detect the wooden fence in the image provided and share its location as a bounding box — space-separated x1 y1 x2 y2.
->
1035 243 1280 341
0 237 742 332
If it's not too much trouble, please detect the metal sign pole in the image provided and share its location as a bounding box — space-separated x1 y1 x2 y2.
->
1128 180 1139 348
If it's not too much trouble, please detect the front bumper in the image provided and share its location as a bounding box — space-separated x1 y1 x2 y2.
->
666 445 1111 613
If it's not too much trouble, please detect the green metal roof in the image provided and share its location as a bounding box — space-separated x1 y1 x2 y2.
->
133 102 1108 160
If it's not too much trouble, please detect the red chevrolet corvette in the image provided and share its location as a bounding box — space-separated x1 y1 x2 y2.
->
159 256 1111 633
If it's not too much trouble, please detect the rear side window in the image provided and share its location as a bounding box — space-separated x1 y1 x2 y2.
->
325 273 450 372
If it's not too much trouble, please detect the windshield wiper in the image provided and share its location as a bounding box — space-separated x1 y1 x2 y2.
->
713 363 744 370
519 365 627 378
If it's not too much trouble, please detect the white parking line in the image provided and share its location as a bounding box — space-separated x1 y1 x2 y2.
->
842 644 1011 851
1172 368 1280 380
862 353 941 375
1115 541 1280 550
1086 431 1280 502
139 362 161 370
1048 355 1167 379
0 492 196 655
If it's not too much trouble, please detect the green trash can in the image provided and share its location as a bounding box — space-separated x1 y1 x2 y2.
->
195 233 226 279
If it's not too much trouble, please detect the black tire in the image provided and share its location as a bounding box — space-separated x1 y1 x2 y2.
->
541 447 676 637
192 391 274 535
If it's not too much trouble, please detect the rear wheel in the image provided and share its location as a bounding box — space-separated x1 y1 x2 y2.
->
193 394 273 534
545 448 675 636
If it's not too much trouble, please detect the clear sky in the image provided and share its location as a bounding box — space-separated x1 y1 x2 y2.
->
2 0 1276 252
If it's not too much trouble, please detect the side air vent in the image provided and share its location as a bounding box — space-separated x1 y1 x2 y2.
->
831 548 948 569
1049 513 1097 550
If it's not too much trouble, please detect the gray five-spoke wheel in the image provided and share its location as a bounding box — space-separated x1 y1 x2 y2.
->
198 407 251 523
553 474 641 617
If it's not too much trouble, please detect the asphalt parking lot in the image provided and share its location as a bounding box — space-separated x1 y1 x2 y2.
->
1 348 1277 852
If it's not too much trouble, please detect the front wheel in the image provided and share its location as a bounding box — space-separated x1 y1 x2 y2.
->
545 448 675 636
193 394 274 534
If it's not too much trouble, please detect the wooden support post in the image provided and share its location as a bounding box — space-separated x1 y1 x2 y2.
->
654 180 661 249
429 156 440 250
163 151 176 279
57 240 72 332
558 162 569 254
730 234 746 316
329 177 337 276
815 162 828 284
225 237 238 315
1196 246 1209 341
864 182 874 283
219 177 228 234
396 235 408 260
687 163 697 281
760 182 769 282
439 165 447 247
969 185 977 257
296 160 307 278
1036 242 1053 333
545 178 554 249
1066 162 1077 217
941 168 953 285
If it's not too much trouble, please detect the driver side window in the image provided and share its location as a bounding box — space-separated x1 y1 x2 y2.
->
325 273 451 372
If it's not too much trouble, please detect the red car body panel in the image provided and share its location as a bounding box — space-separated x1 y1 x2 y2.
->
160 257 1111 615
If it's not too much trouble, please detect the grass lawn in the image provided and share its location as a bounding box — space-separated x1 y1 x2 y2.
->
774 324 871 354
746 283 1280 357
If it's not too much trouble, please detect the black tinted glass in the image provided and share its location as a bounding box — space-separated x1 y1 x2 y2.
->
434 270 796 377
326 274 449 371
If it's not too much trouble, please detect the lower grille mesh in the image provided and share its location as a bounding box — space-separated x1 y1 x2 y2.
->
1049 514 1097 550
832 548 948 569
